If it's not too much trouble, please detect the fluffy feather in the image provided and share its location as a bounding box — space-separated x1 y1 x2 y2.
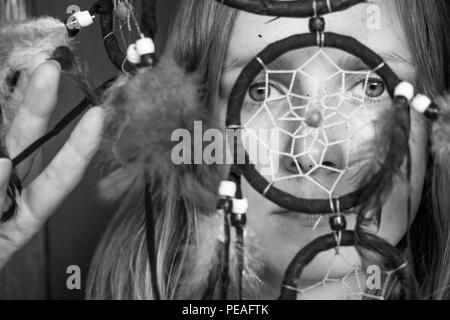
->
432 94 450 172
100 54 225 212
0 17 71 131
357 97 410 217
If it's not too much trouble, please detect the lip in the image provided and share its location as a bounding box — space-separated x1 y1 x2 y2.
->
272 209 355 228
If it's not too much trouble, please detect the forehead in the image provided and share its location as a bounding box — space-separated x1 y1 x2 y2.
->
225 0 411 67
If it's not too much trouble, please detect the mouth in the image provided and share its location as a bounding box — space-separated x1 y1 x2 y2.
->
272 208 356 229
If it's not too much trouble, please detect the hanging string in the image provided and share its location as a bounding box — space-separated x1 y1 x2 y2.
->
144 181 161 300
221 195 232 300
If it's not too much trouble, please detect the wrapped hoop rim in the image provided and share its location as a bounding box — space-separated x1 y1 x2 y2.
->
216 0 366 18
278 231 410 300
226 32 403 214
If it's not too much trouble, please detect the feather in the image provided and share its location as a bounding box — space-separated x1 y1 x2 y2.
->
0 17 72 131
356 97 410 217
432 93 450 172
100 54 225 213
352 97 417 299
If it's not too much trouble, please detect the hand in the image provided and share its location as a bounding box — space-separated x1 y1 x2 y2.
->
0 60 104 270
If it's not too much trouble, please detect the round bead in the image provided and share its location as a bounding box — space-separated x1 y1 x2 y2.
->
115 2 130 20
305 109 323 128
231 213 247 228
219 181 237 198
232 198 249 214
394 81 414 101
141 54 156 68
65 17 80 37
136 37 155 55
411 94 432 114
329 215 347 231
309 17 325 33
73 11 94 28
126 44 141 64
424 102 439 121
217 198 232 212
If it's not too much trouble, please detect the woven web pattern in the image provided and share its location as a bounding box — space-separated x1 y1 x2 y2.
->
242 49 387 207
290 251 407 300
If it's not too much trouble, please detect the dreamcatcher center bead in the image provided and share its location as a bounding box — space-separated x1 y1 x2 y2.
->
305 109 323 128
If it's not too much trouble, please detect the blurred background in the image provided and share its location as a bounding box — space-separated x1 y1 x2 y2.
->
0 0 180 299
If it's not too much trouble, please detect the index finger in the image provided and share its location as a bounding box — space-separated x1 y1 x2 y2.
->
5 60 62 159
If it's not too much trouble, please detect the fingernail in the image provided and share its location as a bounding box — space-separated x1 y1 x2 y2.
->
49 46 75 71
46 59 63 73
0 159 12 185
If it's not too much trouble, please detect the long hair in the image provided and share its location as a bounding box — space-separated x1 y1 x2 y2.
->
87 0 450 299
397 0 450 299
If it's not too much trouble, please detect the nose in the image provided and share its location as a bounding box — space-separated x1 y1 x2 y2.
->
280 102 346 175
277 50 349 178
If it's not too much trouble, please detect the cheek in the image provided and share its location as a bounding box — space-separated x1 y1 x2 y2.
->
378 110 428 245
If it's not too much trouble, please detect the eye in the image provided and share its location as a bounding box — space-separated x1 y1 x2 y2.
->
350 76 388 101
364 77 386 98
248 81 285 102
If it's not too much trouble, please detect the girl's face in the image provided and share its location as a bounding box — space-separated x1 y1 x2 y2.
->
219 0 427 299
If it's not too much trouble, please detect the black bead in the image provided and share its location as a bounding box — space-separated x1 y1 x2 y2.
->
217 198 232 213
392 96 408 109
65 17 80 38
424 103 439 121
231 213 247 228
309 17 325 33
141 53 156 67
329 215 347 231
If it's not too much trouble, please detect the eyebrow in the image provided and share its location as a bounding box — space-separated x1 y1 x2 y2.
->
223 50 414 72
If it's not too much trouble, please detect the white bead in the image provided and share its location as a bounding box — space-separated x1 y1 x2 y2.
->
218 181 236 198
232 198 249 214
394 81 414 101
126 44 141 64
73 11 94 28
411 94 432 114
136 37 155 55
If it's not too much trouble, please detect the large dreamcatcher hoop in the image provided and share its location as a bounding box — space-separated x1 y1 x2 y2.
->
226 31 402 214
216 0 441 300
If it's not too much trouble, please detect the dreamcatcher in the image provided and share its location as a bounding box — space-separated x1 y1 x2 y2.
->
214 0 443 300
1 0 449 301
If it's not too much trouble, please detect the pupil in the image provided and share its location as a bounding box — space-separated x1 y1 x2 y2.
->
366 79 384 98
249 83 269 101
